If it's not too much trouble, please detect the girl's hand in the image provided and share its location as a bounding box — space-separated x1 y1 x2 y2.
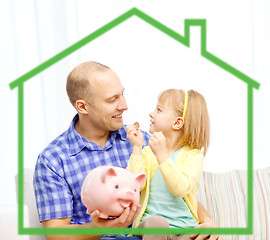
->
149 131 169 164
126 124 143 155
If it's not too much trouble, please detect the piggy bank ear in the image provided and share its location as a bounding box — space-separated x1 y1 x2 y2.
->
100 167 117 183
135 172 146 187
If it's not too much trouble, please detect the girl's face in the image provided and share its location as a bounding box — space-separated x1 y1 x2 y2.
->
149 101 177 135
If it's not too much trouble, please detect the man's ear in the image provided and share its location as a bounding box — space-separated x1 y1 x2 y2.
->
173 117 184 130
76 99 88 114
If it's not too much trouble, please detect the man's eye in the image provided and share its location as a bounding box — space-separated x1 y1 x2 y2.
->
114 185 119 189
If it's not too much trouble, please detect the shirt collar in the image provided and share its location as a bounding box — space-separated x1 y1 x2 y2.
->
110 125 127 141
67 114 127 156
67 114 86 156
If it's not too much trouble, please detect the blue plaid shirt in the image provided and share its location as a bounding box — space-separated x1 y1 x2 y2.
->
33 114 150 224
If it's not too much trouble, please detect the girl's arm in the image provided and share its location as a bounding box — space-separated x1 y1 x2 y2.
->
159 149 204 197
126 153 145 173
126 124 144 155
126 124 144 173
148 131 203 197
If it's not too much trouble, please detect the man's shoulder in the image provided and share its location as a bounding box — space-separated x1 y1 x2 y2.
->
39 130 69 160
39 116 78 159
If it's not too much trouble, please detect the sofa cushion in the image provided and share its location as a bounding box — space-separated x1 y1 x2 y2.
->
197 167 270 240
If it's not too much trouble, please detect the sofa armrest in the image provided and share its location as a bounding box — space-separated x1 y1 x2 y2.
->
0 204 29 240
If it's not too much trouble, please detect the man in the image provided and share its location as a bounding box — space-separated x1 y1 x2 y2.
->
33 61 222 240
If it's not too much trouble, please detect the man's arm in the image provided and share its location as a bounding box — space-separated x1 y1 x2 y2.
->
197 202 216 225
42 204 140 240
42 217 101 240
190 202 223 240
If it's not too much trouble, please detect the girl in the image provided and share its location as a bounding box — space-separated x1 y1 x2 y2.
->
126 89 210 240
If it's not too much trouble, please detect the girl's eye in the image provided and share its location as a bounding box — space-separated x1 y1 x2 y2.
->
114 185 119 189
134 189 137 192
157 108 162 112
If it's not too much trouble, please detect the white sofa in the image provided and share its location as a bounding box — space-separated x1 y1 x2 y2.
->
0 169 45 240
197 167 270 239
0 204 29 240
0 167 269 240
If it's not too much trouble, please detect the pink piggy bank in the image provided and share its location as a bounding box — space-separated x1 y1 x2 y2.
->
81 166 146 219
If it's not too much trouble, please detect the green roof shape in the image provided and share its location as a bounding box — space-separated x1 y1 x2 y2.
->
9 7 260 90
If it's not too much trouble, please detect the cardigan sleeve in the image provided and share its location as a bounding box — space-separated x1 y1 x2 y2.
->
126 154 145 173
159 148 204 198
126 146 152 190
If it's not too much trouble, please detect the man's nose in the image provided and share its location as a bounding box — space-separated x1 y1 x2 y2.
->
117 96 128 111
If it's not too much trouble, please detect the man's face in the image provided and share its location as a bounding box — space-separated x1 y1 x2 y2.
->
86 70 128 132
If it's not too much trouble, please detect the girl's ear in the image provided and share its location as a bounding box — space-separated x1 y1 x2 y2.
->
76 99 88 114
173 117 184 130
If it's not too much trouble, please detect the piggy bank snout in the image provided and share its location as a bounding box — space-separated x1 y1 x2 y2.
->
118 191 135 208
123 191 135 201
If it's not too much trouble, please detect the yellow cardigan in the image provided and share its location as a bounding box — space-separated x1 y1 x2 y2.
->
126 146 204 228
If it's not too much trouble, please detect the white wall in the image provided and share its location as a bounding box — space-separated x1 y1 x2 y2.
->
1 0 269 206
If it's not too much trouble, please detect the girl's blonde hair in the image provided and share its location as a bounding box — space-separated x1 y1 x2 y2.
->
158 89 210 155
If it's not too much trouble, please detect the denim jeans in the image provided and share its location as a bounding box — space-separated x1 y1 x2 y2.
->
98 235 142 240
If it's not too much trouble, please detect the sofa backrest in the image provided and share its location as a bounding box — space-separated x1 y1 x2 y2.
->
197 167 270 239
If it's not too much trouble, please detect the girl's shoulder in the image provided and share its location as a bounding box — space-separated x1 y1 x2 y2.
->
177 146 204 160
181 145 203 154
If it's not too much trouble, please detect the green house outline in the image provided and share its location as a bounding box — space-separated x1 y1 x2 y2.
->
9 7 260 236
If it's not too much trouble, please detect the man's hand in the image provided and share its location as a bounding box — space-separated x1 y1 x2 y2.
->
193 202 223 240
42 203 140 240
91 203 141 228
189 219 223 240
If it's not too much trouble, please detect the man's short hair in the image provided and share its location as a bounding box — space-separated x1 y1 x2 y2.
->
66 61 110 107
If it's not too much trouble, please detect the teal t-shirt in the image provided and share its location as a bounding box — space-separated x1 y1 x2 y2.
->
141 149 197 228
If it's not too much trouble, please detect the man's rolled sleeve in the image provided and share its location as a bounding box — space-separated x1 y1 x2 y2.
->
33 154 73 222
